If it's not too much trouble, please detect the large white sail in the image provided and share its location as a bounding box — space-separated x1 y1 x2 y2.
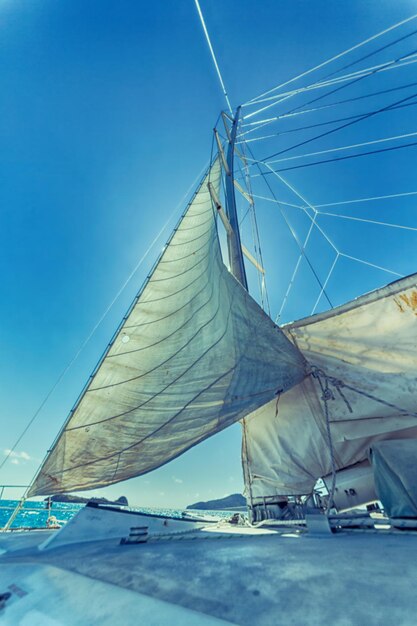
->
244 273 417 501
29 160 306 496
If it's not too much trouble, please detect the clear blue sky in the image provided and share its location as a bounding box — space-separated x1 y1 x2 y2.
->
1 0 416 507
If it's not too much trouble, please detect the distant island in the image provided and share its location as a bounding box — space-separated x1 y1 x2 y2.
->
46 494 128 506
187 493 246 511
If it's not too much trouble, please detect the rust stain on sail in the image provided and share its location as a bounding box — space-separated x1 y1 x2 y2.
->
394 291 417 315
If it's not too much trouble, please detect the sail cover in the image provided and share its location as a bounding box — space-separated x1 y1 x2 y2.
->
244 274 417 500
29 160 306 496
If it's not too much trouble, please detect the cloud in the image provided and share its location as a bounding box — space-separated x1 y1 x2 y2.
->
172 476 183 484
3 449 32 465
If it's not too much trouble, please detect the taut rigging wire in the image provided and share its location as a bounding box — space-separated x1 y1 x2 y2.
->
261 81 417 161
244 145 333 311
239 100 417 143
244 30 417 121
260 138 417 174
245 13 417 106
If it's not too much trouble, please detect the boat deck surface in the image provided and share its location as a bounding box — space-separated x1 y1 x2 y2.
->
1 526 416 625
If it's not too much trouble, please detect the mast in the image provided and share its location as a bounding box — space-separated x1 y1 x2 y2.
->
221 106 255 517
224 106 248 289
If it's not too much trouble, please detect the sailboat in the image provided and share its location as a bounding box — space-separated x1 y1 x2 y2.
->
10 109 417 521
2 3 417 624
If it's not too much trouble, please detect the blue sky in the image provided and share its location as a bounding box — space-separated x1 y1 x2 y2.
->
1 0 417 507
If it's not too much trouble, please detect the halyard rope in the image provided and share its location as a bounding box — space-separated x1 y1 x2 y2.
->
311 368 337 514
310 365 417 515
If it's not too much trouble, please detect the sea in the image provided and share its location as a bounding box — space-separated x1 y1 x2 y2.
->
0 499 236 530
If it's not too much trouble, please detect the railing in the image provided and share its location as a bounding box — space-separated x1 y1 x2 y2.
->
0 484 28 500
0 485 80 530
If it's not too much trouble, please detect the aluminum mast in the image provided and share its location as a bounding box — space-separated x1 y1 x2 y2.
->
224 106 248 289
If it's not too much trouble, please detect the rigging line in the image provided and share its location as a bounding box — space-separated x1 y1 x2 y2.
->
237 100 417 144
252 182 417 284
194 0 233 114
261 162 339 253
249 80 417 138
234 145 266 310
245 148 334 315
259 139 417 174
261 84 417 162
317 212 417 233
309 25 417 89
243 12 417 106
313 371 338 513
242 53 417 122
277 247 309 321
242 29 417 119
340 253 403 277
242 51 417 133
270 175 337 318
241 68 374 124
0 165 208 475
337 383 417 420
328 415 417 424
251 170 408 287
247 29 417 117
238 120 277 140
243 91 306 123
242 58 417 128
244 53 417 110
265 130 417 165
240 56 417 136
311 190 417 209
311 253 340 315
239 139 272 316
247 210 268 313
251 193 305 210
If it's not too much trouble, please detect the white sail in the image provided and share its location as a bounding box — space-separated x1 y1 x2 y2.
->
28 160 306 497
244 273 417 500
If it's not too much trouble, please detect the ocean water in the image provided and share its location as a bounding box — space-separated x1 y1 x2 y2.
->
0 500 84 530
0 499 235 530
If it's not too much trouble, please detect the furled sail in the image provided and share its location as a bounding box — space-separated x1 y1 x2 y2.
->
29 160 306 496
244 273 417 502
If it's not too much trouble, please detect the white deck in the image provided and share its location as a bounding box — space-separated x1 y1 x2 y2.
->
0 561 232 625
1 524 417 625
